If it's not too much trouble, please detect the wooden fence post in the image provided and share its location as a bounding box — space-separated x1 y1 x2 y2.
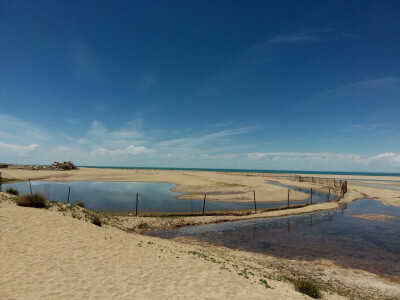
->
310 188 313 204
135 193 139 217
202 194 206 215
29 179 32 195
67 186 71 203
287 189 290 208
253 190 257 213
328 187 331 201
0 172 2 191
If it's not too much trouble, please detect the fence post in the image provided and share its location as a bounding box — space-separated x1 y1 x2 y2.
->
253 190 257 213
29 179 32 195
287 189 290 208
0 172 2 191
135 193 139 217
310 188 313 204
202 194 206 215
328 187 331 202
67 186 71 203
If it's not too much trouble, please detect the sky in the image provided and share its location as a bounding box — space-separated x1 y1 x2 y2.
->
1 0 400 172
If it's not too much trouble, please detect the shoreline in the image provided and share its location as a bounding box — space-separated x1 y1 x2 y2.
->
1 192 399 299
1 166 399 299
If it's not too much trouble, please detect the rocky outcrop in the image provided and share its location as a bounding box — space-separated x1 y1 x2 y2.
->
48 161 78 170
20 161 78 171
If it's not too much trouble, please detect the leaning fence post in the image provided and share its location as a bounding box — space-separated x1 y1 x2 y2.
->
135 193 139 217
328 187 331 201
287 189 290 208
253 190 257 213
29 179 32 195
202 194 206 215
310 188 313 204
67 186 71 203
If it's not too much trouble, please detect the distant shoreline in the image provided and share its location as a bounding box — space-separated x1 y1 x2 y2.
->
80 165 400 177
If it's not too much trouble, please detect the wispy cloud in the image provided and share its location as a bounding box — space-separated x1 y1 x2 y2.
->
87 120 144 148
267 32 319 44
0 114 49 143
346 123 388 131
0 141 40 157
303 77 400 107
90 145 153 157
157 126 259 150
246 151 400 168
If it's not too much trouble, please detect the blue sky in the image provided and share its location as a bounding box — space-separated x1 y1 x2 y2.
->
1 1 400 172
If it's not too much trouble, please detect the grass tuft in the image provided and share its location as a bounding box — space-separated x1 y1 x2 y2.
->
6 187 19 196
138 222 148 230
16 193 47 208
91 215 102 227
294 280 322 299
77 200 85 208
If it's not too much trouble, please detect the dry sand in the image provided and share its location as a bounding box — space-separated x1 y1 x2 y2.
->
0 198 348 300
1 195 399 299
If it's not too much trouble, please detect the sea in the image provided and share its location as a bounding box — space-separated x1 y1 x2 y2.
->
80 166 400 178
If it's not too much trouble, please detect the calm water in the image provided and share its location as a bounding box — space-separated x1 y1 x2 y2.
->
2 180 333 213
147 199 400 277
266 181 338 202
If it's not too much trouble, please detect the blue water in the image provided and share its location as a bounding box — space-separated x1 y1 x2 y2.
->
2 180 334 213
79 166 400 178
147 199 400 277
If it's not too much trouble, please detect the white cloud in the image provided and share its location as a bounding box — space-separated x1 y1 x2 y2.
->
158 126 258 149
267 33 318 44
347 123 387 131
368 153 400 167
0 114 49 142
0 141 40 157
91 145 153 157
246 151 400 169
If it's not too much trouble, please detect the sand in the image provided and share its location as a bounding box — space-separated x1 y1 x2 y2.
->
2 196 399 299
3 168 399 207
1 167 400 299
0 198 346 300
352 214 400 222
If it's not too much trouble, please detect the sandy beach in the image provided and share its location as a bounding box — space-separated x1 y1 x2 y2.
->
1 167 400 299
3 167 399 204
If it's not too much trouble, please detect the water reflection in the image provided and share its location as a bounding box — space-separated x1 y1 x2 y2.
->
147 199 400 277
2 180 334 213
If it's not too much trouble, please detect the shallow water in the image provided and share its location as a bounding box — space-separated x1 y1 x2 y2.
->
147 199 400 277
2 180 334 213
266 181 338 202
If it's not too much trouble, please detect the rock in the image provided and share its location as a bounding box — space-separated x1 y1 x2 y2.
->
48 161 78 171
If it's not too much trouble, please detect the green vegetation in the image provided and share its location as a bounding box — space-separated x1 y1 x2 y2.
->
16 193 47 208
77 200 85 208
6 187 19 196
259 278 271 289
294 280 322 299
